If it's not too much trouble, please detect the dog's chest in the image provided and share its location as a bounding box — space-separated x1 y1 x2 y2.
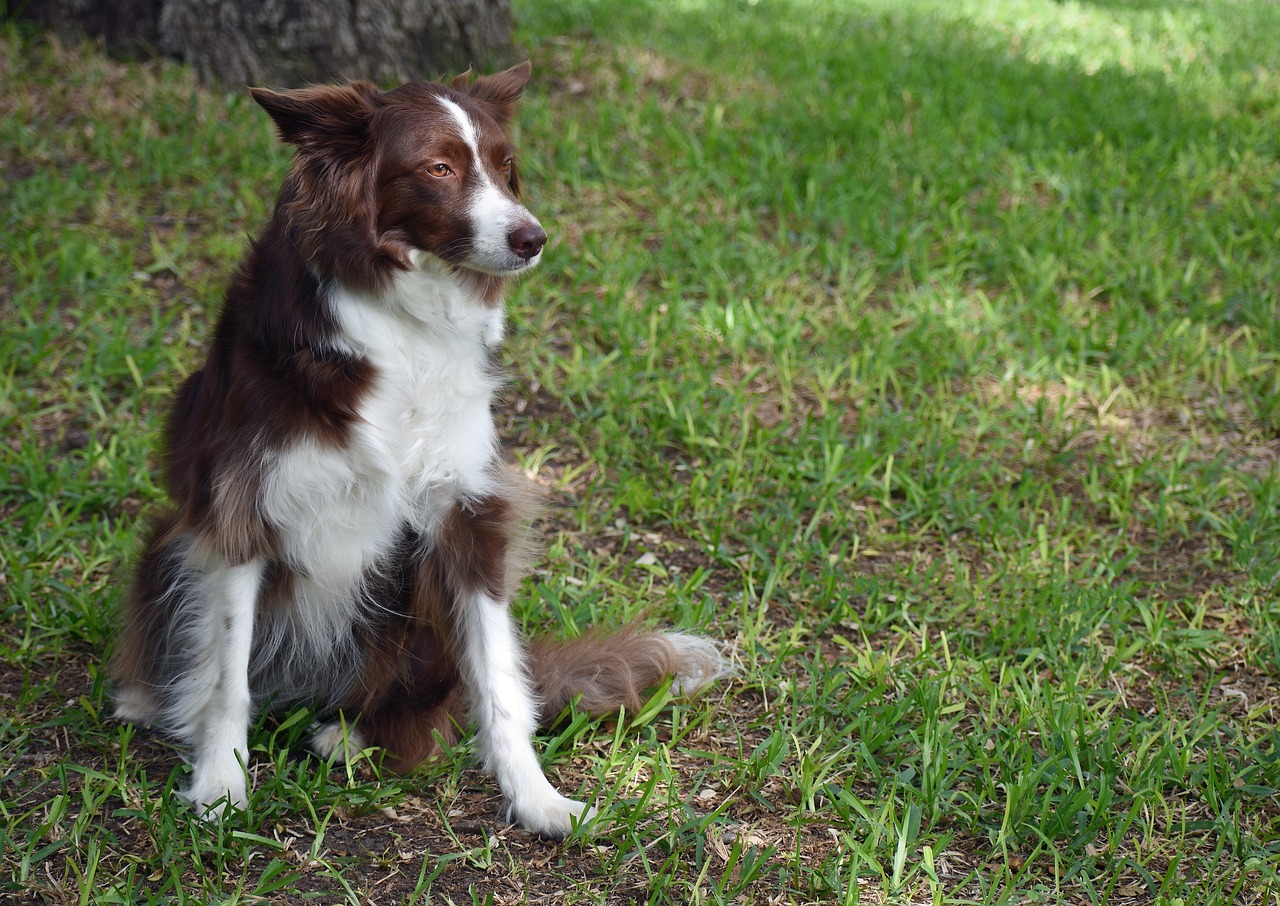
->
354 321 500 494
262 282 504 581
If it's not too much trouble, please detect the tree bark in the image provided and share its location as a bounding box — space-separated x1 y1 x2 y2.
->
16 0 517 86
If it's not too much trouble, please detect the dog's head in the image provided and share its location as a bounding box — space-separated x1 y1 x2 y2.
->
251 62 545 295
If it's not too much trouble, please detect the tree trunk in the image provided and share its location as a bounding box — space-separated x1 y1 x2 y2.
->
16 0 517 86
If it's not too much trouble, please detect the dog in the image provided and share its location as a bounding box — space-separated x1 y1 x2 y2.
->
110 62 726 837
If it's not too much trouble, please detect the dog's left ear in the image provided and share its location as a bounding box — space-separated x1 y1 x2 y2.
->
250 82 378 154
466 61 532 127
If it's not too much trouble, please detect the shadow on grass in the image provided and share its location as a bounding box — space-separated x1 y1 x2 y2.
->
523 0 1278 375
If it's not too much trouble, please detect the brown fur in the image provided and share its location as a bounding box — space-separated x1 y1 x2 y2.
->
339 535 464 773
329 481 535 773
529 628 723 723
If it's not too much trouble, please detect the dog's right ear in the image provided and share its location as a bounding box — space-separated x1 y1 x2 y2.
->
250 83 378 152
466 61 532 127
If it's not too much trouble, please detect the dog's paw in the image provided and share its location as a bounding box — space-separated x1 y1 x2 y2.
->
309 721 368 764
112 683 159 726
182 761 249 819
507 791 597 838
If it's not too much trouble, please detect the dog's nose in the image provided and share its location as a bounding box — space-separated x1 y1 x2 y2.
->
508 223 547 260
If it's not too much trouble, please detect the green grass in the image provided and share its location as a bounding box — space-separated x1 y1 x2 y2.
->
3 0 1280 902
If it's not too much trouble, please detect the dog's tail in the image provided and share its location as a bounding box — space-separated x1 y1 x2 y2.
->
527 626 731 723
315 625 731 774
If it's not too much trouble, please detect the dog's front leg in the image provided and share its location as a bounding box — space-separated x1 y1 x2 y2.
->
456 589 594 837
178 557 263 816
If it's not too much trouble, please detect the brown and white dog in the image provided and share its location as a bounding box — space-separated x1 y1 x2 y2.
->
111 63 725 837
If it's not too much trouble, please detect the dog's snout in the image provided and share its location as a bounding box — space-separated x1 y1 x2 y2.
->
508 223 547 260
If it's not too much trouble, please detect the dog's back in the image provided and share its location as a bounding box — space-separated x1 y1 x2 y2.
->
112 64 726 837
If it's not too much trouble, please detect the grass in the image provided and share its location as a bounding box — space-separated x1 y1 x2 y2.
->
2 0 1280 901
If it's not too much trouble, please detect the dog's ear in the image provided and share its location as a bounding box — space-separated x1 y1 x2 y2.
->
466 61 532 126
250 82 378 152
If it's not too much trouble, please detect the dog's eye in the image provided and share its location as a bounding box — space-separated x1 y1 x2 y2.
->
500 158 513 174
426 163 453 178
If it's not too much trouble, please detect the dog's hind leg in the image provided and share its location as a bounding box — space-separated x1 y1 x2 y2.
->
112 516 188 727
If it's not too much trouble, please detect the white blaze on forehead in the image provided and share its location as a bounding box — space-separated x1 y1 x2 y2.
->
437 96 482 160
435 93 544 274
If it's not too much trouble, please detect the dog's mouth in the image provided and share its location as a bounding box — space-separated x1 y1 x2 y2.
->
407 248 543 281
464 219 547 275
414 238 544 277
465 252 543 277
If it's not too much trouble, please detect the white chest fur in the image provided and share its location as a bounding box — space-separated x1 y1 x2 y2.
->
261 264 505 589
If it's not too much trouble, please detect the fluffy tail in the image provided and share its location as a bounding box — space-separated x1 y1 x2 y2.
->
311 625 731 774
527 626 731 723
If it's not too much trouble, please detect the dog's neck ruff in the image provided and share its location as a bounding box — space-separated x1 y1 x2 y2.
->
349 252 508 349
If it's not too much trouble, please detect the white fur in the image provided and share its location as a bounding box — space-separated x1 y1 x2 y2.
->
456 590 594 835
178 556 264 815
439 95 481 151
310 720 369 764
328 263 505 507
661 632 736 696
113 683 157 726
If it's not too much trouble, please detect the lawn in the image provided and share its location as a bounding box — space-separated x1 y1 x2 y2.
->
3 0 1280 902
